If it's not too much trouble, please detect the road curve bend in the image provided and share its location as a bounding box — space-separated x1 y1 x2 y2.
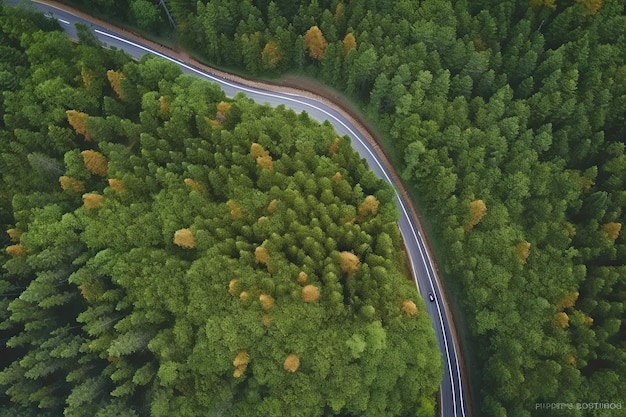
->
7 1 471 415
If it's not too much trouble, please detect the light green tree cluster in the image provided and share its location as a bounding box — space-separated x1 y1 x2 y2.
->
0 7 442 416
73 0 626 415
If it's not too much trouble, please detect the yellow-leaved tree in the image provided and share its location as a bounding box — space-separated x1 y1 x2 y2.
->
302 285 320 303
6 228 21 242
259 294 275 310
554 312 569 328
184 178 206 195
59 176 85 193
262 41 281 69
333 2 344 23
6 244 26 257
556 291 579 310
339 251 360 275
173 228 195 248
267 199 277 214
158 95 170 118
227 199 245 220
529 0 556 10
358 195 379 218
304 26 328 60
283 353 300 372
250 142 273 170
215 101 231 123
66 110 91 141
81 150 108 176
602 222 621 241
228 278 239 296
108 179 125 194
233 351 249 378
464 199 487 231
255 246 273 272
515 241 531 264
342 33 357 56
297 271 307 286
82 193 104 209
328 138 340 156
81 68 94 89
577 0 603 15
107 69 125 100
401 300 418 317
256 154 273 171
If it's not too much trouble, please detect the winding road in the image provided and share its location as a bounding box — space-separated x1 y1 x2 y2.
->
6 1 470 415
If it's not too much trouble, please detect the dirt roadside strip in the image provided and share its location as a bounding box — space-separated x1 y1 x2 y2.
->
35 0 473 413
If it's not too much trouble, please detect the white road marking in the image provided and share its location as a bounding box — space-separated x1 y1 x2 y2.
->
57 18 70 25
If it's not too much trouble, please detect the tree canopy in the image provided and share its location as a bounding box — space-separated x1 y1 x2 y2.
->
0 6 442 416
53 0 626 415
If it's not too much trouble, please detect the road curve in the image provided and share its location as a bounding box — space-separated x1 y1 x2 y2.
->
6 1 470 415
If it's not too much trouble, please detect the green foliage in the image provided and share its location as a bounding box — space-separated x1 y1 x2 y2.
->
0 8 441 416
96 0 626 415
129 0 162 31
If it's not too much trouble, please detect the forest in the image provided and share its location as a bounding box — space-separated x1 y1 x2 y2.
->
0 5 443 416
47 0 626 416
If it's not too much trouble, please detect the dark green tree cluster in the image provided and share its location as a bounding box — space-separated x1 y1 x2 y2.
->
0 6 442 416
74 0 626 415
57 0 165 31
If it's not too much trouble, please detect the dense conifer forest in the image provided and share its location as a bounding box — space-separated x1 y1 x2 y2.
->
0 5 443 416
49 0 626 416
2 0 626 415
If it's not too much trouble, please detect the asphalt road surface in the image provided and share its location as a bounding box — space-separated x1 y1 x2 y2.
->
6 1 470 415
